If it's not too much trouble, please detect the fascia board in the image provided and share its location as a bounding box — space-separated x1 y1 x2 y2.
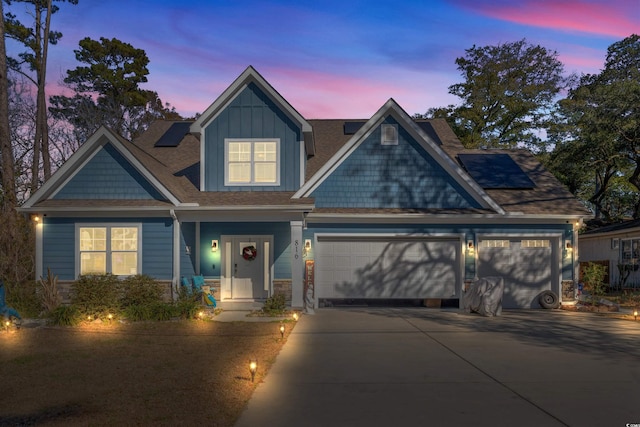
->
304 212 586 225
190 66 312 134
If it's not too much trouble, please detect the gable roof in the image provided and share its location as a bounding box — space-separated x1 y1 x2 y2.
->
22 126 182 209
294 98 506 214
190 66 315 155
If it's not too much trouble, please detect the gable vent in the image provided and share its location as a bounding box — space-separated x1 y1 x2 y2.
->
381 124 398 145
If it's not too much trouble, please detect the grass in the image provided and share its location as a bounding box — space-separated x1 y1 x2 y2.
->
0 318 292 426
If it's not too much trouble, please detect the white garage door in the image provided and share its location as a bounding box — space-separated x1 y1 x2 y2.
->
315 237 460 300
477 238 559 308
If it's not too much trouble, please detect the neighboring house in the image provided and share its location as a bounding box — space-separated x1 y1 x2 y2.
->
20 66 591 309
579 220 640 289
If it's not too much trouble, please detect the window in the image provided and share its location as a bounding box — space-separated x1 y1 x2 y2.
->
225 139 279 185
480 240 510 248
521 239 550 248
381 124 398 145
78 225 140 276
621 239 640 266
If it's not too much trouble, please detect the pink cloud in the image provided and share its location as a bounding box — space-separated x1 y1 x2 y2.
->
458 0 638 38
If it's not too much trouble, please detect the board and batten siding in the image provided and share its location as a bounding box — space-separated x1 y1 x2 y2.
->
203 83 302 191
311 116 481 209
53 143 165 200
41 217 174 280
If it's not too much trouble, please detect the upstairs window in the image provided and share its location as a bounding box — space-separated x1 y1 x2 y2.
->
78 225 140 276
225 139 280 186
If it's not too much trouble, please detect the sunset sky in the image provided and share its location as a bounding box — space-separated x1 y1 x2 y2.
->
4 0 639 119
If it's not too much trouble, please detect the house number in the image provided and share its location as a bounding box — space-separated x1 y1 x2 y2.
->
294 239 299 259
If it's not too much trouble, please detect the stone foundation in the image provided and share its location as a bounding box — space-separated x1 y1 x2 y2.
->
273 279 292 304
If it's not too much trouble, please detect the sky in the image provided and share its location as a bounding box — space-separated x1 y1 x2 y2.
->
4 0 639 119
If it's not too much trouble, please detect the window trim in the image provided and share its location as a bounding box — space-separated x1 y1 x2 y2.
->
76 223 142 277
224 138 281 186
381 124 398 145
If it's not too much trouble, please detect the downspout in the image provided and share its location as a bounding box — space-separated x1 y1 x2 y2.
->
170 209 180 300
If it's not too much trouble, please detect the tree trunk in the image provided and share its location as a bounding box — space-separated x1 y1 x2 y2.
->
0 0 17 211
39 0 52 180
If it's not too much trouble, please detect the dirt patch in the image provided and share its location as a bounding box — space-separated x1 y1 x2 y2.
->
0 319 291 426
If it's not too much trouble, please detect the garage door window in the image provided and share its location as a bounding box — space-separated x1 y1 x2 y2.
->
521 240 550 248
481 240 510 248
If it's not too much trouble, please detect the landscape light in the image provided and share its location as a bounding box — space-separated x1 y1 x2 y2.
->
279 324 285 338
249 359 257 382
634 309 638 321
292 312 299 321
4 320 10 331
198 311 204 320
107 313 113 324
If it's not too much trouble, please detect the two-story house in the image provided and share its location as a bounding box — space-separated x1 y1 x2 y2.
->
20 66 591 309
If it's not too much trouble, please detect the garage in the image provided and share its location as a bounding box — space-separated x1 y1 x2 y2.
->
477 236 560 308
315 236 461 301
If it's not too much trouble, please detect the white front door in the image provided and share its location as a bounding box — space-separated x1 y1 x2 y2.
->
222 236 272 300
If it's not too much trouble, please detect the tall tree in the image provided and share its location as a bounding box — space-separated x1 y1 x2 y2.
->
551 34 640 220
427 39 567 150
4 0 78 193
50 37 181 141
0 0 16 211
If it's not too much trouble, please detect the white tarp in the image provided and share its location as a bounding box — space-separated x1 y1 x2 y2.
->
462 276 504 316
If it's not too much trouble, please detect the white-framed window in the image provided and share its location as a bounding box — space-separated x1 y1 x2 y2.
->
381 124 398 145
225 139 280 186
521 239 550 248
620 238 640 266
480 240 511 248
78 224 141 276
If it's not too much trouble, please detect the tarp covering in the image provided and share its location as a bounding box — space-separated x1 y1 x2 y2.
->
462 277 504 316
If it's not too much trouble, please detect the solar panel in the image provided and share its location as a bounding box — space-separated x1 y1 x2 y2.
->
458 153 535 189
154 122 192 147
343 121 366 135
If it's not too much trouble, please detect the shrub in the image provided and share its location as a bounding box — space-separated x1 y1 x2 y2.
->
120 275 164 307
4 279 40 318
174 289 200 319
582 262 607 309
48 305 81 326
39 268 61 314
150 302 176 321
263 293 287 315
123 304 152 321
71 274 121 317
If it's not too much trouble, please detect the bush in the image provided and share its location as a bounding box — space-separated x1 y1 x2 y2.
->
71 274 121 318
48 305 81 326
39 268 61 314
3 279 40 318
174 288 200 319
123 304 152 321
582 262 608 308
120 275 164 307
149 302 176 321
263 293 287 314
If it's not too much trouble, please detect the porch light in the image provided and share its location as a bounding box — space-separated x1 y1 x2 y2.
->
279 324 285 338
211 240 218 252
30 214 40 223
303 239 312 256
249 359 257 382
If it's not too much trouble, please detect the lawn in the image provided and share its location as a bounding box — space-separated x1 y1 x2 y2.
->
0 318 291 426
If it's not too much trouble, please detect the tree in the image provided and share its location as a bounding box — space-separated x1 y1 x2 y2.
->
4 0 78 193
549 34 640 220
50 37 182 142
428 39 567 150
0 0 16 212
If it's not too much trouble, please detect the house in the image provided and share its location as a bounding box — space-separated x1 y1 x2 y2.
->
20 66 592 309
579 219 640 289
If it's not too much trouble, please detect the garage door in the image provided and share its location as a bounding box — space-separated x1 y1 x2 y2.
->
477 238 559 308
315 237 460 300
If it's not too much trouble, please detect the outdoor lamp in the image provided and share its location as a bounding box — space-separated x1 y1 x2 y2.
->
292 312 299 321
249 359 257 382
198 311 204 320
107 313 113 324
211 240 218 252
634 309 638 321
4 320 10 331
467 241 475 256
279 324 285 338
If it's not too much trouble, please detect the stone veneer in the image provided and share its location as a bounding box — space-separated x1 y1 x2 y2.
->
273 279 292 303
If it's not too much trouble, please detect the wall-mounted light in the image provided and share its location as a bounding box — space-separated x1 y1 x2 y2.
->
30 214 40 223
467 241 475 256
564 242 573 259
303 239 312 256
185 246 191 255
211 240 218 252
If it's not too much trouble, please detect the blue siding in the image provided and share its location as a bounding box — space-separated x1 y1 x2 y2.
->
42 217 174 280
199 222 291 278
311 116 481 209
203 83 302 191
142 219 173 279
53 143 165 200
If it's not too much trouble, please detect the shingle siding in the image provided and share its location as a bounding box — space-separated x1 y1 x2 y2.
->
53 143 165 200
311 117 481 209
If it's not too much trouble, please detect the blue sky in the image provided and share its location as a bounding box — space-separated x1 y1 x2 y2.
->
5 0 639 118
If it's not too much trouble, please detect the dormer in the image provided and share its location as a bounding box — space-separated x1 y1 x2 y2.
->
190 66 314 192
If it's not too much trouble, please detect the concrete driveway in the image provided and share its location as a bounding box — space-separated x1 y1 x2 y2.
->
235 308 640 427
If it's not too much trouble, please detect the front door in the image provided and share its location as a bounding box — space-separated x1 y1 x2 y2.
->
222 236 271 300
